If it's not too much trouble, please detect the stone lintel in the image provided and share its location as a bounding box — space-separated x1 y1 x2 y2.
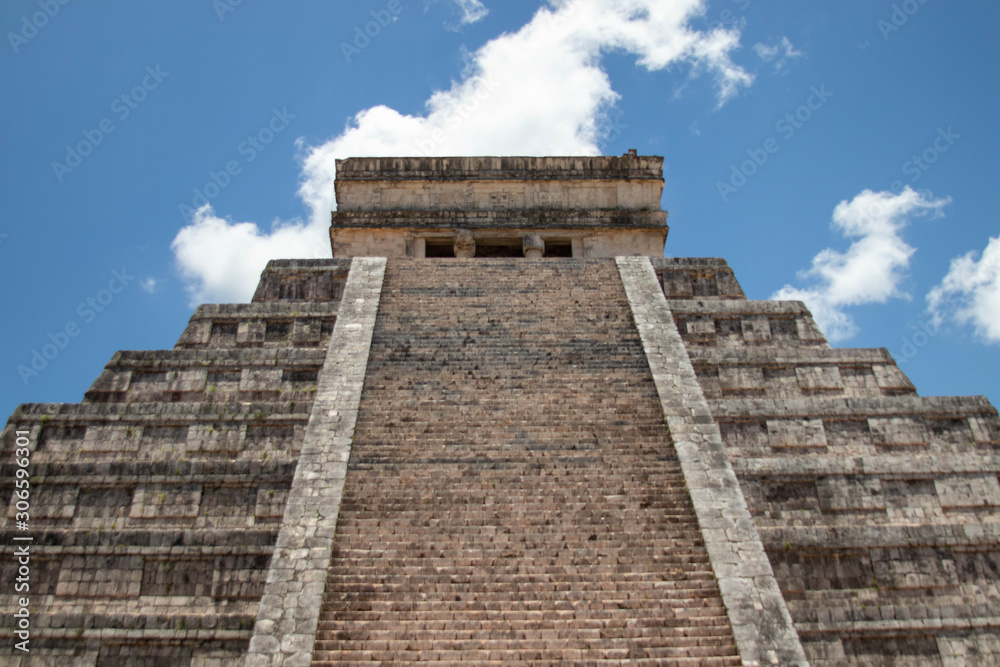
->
334 156 665 213
330 209 668 229
708 395 998 420
758 522 1000 551
330 227 667 259
616 256 809 667
335 155 664 182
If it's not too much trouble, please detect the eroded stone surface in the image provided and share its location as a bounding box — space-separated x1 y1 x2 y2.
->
311 258 742 664
330 153 669 259
618 256 809 667
4 154 1000 666
245 258 386 666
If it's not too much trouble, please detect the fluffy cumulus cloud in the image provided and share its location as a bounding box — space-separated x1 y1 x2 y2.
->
172 205 329 304
172 0 752 305
772 187 950 342
455 0 489 24
927 236 1000 343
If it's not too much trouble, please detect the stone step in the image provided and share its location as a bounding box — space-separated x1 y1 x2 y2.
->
312 653 742 666
315 619 736 635
668 299 828 348
651 257 746 301
312 659 741 667
314 258 738 660
250 258 350 303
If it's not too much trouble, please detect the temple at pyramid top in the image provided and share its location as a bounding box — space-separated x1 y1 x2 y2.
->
330 150 668 258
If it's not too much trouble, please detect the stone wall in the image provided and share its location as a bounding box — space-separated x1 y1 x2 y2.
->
333 155 665 211
330 154 669 259
656 257 1000 666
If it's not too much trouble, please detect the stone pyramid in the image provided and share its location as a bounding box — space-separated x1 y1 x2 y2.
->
3 154 999 666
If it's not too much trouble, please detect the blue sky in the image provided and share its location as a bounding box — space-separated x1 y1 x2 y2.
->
2 0 999 419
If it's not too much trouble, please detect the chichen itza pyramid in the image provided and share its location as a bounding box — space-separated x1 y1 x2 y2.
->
4 153 1000 665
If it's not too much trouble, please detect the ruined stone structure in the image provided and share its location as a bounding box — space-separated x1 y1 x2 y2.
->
3 154 1000 665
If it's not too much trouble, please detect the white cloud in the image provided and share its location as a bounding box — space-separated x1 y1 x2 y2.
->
927 235 1000 343
753 36 801 73
455 0 489 24
172 0 751 304
772 187 950 342
141 278 158 294
172 205 328 305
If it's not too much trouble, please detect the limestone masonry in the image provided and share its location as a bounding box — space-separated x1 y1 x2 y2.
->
3 153 999 665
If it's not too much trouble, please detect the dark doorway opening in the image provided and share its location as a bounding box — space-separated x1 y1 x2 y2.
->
546 242 573 257
475 240 522 258
425 241 455 258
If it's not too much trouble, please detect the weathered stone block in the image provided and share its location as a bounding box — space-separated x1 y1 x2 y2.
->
767 418 827 449
817 476 886 512
131 484 203 519
935 475 1000 508
869 416 930 447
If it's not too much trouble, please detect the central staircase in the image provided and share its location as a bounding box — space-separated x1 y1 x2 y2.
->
312 258 740 664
